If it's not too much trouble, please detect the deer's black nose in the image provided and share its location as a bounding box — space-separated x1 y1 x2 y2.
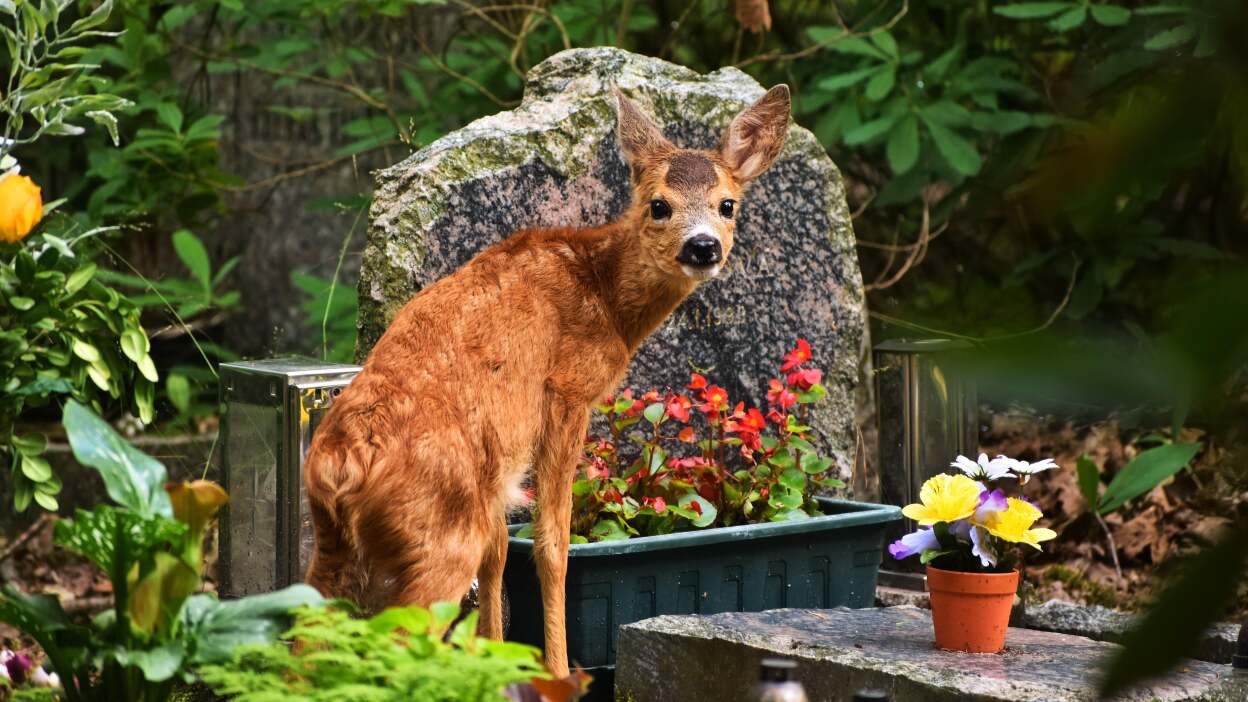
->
677 235 722 267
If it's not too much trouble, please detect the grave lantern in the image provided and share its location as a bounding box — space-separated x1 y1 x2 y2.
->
217 358 361 598
874 339 978 586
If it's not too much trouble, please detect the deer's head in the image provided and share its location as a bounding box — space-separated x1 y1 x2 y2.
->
614 84 790 281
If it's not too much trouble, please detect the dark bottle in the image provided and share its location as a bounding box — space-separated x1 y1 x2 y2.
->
755 658 808 702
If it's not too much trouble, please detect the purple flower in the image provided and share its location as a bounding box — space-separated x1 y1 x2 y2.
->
888 527 941 560
974 488 1009 522
3 650 32 685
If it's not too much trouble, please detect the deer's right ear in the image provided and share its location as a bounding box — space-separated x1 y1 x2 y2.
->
613 86 672 178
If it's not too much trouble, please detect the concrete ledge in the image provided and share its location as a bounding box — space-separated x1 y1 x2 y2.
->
614 606 1248 702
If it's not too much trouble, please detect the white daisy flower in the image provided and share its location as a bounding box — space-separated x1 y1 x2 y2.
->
1005 457 1059 483
950 452 1016 481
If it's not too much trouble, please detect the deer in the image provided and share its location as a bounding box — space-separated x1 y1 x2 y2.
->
302 83 791 677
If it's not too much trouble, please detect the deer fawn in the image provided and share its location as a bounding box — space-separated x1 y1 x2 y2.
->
303 84 791 677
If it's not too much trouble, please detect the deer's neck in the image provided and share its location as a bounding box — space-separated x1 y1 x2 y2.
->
591 218 696 352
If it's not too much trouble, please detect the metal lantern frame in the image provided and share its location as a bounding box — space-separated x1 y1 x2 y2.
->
217 358 361 598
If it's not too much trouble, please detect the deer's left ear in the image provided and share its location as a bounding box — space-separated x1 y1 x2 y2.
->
719 84 791 183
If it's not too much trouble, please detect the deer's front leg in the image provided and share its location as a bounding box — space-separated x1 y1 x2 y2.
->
532 398 588 679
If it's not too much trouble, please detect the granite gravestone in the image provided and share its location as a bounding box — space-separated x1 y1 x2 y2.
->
357 47 865 478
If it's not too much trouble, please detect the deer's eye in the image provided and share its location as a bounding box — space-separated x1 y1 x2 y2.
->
719 199 735 219
650 199 672 220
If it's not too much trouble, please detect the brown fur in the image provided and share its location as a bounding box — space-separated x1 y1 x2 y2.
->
302 84 790 677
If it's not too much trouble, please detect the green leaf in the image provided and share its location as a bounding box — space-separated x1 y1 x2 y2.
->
1076 454 1100 506
824 36 889 60
590 519 629 542
20 454 52 482
1049 6 1087 31
921 118 982 176
869 31 899 59
864 67 896 101
113 642 185 682
0 584 73 637
801 454 834 475
172 229 211 290
1099 522 1248 696
155 103 183 133
33 492 58 511
920 548 955 564
55 506 185 577
769 490 803 511
11 433 47 456
64 263 96 294
1089 4 1131 26
181 585 326 665
1098 442 1200 514
120 328 150 363
137 353 159 382
71 337 100 362
1144 24 1196 51
778 467 806 492
816 66 882 92
63 400 172 517
9 296 35 310
886 113 920 173
925 45 961 82
166 374 191 414
844 114 901 145
678 494 717 528
771 508 810 522
993 2 1071 19
642 402 665 424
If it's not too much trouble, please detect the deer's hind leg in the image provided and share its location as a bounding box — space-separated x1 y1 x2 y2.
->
476 513 508 639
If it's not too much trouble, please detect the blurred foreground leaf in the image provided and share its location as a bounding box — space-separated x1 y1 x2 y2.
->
1098 520 1248 697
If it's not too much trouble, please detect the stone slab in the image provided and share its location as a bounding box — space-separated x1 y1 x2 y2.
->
614 606 1248 702
358 47 864 478
1025 599 1243 666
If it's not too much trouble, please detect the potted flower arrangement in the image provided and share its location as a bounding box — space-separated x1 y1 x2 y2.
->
504 340 901 674
889 453 1059 653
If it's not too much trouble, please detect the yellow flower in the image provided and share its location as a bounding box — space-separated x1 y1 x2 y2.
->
901 473 983 526
0 173 43 243
982 497 1057 549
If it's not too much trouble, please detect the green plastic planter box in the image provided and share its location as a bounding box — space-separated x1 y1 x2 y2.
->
502 497 900 675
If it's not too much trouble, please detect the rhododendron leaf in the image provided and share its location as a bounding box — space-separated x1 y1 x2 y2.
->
642 402 665 424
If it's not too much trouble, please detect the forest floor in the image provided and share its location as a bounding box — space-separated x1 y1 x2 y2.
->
981 408 1248 619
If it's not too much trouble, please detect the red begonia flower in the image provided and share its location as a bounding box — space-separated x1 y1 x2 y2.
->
781 338 812 371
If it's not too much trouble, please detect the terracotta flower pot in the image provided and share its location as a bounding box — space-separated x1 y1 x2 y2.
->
926 566 1019 653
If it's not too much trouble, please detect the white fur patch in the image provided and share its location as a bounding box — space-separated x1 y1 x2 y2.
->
681 263 722 280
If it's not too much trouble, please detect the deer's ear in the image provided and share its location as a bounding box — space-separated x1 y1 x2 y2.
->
720 84 790 183
614 86 673 176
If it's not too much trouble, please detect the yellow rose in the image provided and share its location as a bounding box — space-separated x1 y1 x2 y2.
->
983 497 1057 549
0 173 43 243
901 473 983 526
